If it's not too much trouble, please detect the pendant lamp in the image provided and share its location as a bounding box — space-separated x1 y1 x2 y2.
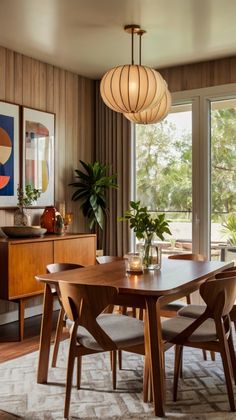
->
124 30 172 124
124 88 171 124
100 25 166 114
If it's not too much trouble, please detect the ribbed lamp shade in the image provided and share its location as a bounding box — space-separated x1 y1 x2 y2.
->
100 64 166 114
124 89 172 124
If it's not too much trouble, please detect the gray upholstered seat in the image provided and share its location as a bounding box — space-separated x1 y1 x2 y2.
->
161 316 217 342
178 304 206 318
67 313 144 351
161 300 187 312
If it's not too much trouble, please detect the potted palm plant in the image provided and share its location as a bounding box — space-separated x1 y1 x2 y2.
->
69 160 118 249
120 200 171 269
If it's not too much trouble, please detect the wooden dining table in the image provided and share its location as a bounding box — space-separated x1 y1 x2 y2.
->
36 258 232 417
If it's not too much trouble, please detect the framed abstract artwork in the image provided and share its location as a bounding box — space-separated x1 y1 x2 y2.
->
22 107 55 207
0 101 19 207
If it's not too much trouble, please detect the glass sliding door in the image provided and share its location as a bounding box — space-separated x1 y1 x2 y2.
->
210 98 236 262
135 103 193 258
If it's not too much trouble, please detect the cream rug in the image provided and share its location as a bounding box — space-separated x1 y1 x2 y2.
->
0 339 236 420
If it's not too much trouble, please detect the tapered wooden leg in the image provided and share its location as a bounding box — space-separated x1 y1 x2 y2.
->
118 350 122 369
139 308 144 320
37 284 54 384
143 355 149 403
218 324 235 411
110 351 113 369
112 350 117 389
173 345 183 401
145 297 165 417
64 346 76 419
202 349 207 360
77 355 82 389
210 351 215 361
18 299 25 341
227 330 236 385
51 308 65 367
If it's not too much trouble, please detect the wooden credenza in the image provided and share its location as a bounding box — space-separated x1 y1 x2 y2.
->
0 233 96 339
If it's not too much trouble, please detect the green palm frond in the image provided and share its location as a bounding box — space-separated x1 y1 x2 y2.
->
69 160 118 231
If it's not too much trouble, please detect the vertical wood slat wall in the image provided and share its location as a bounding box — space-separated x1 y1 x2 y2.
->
0 46 95 318
159 56 236 92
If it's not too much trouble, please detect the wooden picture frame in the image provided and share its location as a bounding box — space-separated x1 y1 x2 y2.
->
0 101 20 207
22 107 55 207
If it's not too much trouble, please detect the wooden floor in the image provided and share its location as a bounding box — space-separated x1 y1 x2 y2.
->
0 311 61 363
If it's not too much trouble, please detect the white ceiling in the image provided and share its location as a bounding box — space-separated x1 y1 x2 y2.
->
0 0 236 80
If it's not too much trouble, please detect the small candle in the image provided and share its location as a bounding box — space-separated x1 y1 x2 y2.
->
127 253 143 273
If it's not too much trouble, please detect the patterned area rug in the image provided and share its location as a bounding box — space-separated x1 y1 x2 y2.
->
0 339 236 420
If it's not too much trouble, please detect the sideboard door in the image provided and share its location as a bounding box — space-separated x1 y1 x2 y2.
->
54 236 96 266
8 241 54 299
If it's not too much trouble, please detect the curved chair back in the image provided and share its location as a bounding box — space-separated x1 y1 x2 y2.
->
96 256 123 264
47 262 83 273
59 281 118 349
200 275 236 317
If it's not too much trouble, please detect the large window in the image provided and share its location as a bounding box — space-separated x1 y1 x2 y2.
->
134 84 236 262
210 98 236 261
136 104 193 254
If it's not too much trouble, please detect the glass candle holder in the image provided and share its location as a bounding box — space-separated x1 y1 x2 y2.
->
126 253 143 274
63 212 73 232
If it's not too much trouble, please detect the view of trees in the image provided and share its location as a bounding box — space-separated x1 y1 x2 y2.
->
136 104 236 225
136 111 192 218
211 107 236 219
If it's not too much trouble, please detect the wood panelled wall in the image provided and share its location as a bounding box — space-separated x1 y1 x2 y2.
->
159 56 236 92
0 46 95 319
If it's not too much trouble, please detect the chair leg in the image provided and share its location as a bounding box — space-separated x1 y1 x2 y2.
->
51 308 65 367
112 350 117 390
139 308 144 320
64 347 76 419
118 350 122 370
173 345 183 402
77 355 82 389
227 331 236 385
219 333 235 411
234 321 236 333
202 349 207 360
210 351 215 361
143 355 149 403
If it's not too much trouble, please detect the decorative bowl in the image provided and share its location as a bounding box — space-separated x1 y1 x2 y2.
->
1 226 47 238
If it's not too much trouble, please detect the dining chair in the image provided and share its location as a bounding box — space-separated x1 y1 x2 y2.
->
58 281 145 419
46 263 84 367
161 253 206 315
96 256 144 369
178 266 236 332
161 253 211 361
161 274 236 411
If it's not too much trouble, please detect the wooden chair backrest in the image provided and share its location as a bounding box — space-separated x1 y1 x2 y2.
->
200 275 236 317
47 263 84 273
96 256 123 264
223 266 236 273
59 281 118 350
168 253 206 261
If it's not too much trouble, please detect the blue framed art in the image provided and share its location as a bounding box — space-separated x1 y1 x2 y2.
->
0 101 19 207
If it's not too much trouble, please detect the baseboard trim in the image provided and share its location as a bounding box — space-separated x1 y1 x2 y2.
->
0 301 60 325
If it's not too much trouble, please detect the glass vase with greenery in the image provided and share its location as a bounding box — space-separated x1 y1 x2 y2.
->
120 200 171 268
69 160 118 248
14 185 41 226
